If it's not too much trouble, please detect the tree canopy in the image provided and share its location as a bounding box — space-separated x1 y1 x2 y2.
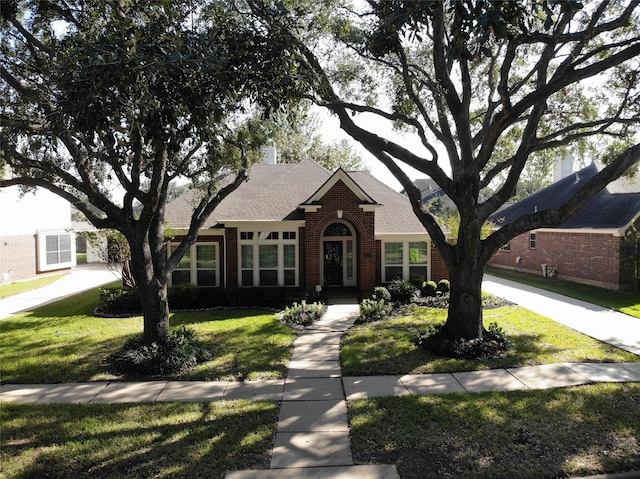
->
1 0 308 346
249 0 640 344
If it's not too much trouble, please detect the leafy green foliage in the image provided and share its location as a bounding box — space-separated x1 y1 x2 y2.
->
421 280 438 297
358 297 393 324
415 321 513 359
386 279 419 304
106 326 212 376
281 300 325 326
437 279 450 294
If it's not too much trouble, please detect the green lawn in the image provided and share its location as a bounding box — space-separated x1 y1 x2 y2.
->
486 266 640 318
1 400 278 479
0 274 65 300
350 383 640 479
0 287 296 383
341 305 639 376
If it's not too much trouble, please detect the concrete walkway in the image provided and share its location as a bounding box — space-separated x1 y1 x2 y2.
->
482 274 640 355
0 263 120 320
2 270 640 478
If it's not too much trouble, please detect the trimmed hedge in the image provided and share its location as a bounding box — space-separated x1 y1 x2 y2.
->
97 285 294 316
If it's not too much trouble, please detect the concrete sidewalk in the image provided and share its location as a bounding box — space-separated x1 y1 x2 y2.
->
0 263 120 320
482 274 640 355
2 272 640 478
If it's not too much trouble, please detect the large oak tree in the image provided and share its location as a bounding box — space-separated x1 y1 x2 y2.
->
251 0 640 343
1 0 305 346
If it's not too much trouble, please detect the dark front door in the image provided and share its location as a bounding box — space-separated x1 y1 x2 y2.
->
324 241 343 285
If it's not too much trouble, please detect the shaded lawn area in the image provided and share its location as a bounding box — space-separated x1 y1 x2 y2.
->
341 305 639 376
1 400 277 479
349 382 640 479
486 266 640 319
0 287 296 383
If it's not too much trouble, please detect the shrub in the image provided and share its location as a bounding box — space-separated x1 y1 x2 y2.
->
437 279 450 294
414 321 513 359
421 280 438 297
372 286 391 302
282 300 325 326
387 279 418 304
106 326 212 376
98 287 142 314
358 297 393 323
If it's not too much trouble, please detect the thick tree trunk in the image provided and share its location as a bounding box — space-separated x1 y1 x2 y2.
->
441 257 485 340
128 237 170 347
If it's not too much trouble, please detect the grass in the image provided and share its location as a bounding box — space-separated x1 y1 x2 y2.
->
486 266 640 318
1 400 278 479
349 382 640 479
0 286 296 383
0 274 65 300
341 305 639 376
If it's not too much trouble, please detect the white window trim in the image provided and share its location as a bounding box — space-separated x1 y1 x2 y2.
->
37 231 76 272
382 240 430 283
169 242 219 287
238 229 298 287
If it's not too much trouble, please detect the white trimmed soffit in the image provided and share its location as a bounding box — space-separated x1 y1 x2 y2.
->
216 220 306 231
376 233 432 242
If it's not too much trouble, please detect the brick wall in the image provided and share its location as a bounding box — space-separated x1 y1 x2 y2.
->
489 230 624 289
430 243 449 281
304 180 377 293
0 234 37 282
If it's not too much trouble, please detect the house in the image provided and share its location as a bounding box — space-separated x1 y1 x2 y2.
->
165 154 448 294
488 162 640 290
0 182 76 282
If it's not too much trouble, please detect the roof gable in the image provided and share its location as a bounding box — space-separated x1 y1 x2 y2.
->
301 168 379 208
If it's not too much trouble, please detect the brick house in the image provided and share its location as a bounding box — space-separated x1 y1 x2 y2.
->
165 156 448 295
489 163 640 290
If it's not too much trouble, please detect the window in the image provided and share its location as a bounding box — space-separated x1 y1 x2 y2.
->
169 243 218 286
324 223 352 236
384 242 403 281
529 232 537 249
408 242 428 282
383 240 429 282
37 232 75 272
239 230 298 287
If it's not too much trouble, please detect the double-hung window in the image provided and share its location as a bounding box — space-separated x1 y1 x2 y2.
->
240 230 298 287
169 243 218 286
383 240 429 283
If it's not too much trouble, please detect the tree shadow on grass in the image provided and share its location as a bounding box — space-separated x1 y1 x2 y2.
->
2 400 279 479
349 383 640 479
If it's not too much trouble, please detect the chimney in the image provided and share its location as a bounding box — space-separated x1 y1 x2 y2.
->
261 142 277 165
554 154 573 182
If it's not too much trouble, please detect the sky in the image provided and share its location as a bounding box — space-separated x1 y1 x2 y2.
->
313 105 440 192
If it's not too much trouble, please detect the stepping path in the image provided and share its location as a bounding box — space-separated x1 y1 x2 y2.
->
226 301 401 479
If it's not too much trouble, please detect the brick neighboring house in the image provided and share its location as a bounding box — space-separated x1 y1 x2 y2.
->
488 163 640 290
0 183 76 283
165 156 448 294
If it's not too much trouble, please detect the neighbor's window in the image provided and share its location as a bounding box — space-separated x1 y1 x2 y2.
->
529 232 537 249
37 232 75 272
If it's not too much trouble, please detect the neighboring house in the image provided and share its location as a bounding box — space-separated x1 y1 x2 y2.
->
488 162 640 290
412 178 458 212
71 205 108 264
0 183 75 282
165 155 448 294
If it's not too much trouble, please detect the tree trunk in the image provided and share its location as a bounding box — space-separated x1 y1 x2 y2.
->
441 256 485 340
128 237 170 347
439 210 486 341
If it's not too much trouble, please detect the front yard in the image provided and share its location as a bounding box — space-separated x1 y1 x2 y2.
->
1 285 639 478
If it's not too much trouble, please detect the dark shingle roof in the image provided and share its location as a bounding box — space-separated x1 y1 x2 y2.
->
165 159 427 235
489 163 640 230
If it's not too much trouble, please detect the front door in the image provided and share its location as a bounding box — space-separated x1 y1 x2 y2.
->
323 241 343 285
